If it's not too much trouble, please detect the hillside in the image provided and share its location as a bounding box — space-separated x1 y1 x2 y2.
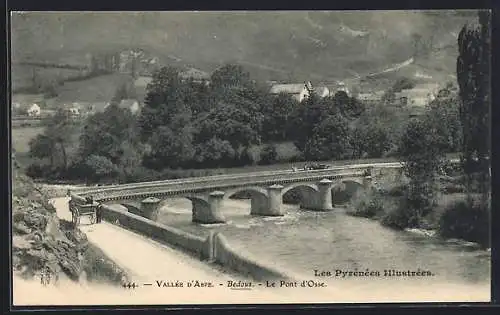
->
11 152 127 285
11 11 477 88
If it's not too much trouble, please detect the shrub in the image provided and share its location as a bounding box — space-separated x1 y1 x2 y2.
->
387 183 408 197
259 144 278 165
381 197 424 230
441 183 466 194
350 189 385 218
438 197 490 248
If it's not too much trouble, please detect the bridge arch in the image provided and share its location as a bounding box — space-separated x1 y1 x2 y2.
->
282 183 319 208
332 179 365 204
282 183 319 196
223 186 269 200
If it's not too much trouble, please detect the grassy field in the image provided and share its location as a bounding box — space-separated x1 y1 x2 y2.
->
12 64 86 92
55 73 133 103
11 126 46 153
11 126 46 168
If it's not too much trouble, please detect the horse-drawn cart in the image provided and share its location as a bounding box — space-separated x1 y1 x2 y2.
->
69 200 99 227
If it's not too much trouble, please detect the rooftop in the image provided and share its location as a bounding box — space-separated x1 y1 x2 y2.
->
269 83 307 95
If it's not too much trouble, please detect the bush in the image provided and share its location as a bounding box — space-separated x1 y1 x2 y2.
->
25 161 61 179
441 183 466 194
350 189 385 218
381 203 413 230
259 144 278 165
380 197 424 230
387 184 408 197
438 198 490 248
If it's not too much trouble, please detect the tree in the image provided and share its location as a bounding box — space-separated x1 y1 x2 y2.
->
28 109 76 170
193 137 237 168
137 66 186 140
259 144 279 165
79 104 137 166
194 103 260 152
289 94 336 152
303 114 351 161
83 155 119 182
261 93 298 141
29 134 56 166
333 91 365 118
456 10 491 203
210 64 251 90
143 125 195 170
426 93 462 153
351 119 392 159
399 118 446 225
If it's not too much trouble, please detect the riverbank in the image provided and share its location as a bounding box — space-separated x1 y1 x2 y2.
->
346 176 490 249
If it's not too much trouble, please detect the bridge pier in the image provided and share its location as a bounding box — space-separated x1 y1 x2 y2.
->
141 197 162 221
299 179 334 211
317 179 334 211
249 193 269 216
192 191 226 224
363 175 373 190
261 184 284 216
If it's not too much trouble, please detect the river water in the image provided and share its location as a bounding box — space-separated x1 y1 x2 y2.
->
155 198 490 298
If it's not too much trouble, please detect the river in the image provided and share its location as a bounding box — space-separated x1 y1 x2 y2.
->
155 198 490 298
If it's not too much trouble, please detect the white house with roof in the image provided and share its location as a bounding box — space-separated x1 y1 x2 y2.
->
119 99 141 114
104 99 141 115
269 82 312 102
67 103 82 116
22 103 41 117
332 81 350 96
315 86 330 98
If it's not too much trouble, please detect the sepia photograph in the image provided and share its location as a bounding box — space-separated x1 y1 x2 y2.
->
10 10 491 306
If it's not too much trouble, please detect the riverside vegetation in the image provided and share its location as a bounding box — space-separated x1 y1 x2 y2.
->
20 12 489 249
348 11 491 249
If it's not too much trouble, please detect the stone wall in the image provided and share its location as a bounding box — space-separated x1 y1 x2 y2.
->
212 232 293 281
72 196 296 282
99 204 211 260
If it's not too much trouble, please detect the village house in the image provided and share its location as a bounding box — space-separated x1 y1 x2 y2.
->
104 99 142 115
179 68 211 85
65 102 82 117
331 81 351 97
269 81 313 102
395 88 437 107
357 91 384 103
14 103 41 117
314 86 330 98
118 99 142 115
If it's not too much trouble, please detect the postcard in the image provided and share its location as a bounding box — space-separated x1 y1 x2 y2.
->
10 10 491 306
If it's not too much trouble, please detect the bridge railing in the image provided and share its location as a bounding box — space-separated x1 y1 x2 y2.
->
74 162 404 197
82 169 371 202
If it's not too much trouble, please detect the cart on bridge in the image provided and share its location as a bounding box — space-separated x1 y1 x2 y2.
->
69 199 99 227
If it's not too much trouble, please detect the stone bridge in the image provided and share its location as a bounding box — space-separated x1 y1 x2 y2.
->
71 163 404 224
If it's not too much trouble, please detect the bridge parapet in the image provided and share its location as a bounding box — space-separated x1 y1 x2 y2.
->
69 161 414 224
81 170 367 203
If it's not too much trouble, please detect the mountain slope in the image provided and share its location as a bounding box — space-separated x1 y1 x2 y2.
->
11 11 477 85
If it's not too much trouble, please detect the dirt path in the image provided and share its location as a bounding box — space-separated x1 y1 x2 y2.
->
15 197 335 305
